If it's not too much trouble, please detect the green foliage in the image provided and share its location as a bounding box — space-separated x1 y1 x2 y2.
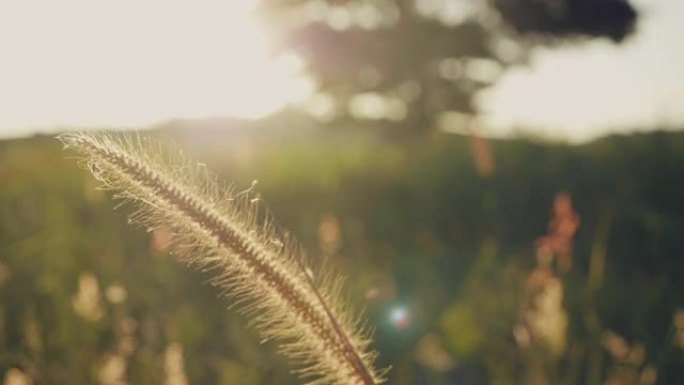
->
440 302 485 357
1 128 683 384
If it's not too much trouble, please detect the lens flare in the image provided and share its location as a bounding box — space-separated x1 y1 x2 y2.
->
389 306 411 330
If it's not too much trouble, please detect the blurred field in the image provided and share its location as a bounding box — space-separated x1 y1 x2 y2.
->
1 119 682 384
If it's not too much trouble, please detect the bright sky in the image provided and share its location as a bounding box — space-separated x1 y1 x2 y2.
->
0 0 312 138
0 0 682 141
478 0 684 142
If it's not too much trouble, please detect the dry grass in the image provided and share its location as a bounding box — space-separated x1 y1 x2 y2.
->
59 132 385 385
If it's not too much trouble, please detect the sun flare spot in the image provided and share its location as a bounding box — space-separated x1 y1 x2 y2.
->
389 306 411 330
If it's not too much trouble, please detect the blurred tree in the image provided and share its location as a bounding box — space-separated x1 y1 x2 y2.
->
260 0 637 135
493 0 636 41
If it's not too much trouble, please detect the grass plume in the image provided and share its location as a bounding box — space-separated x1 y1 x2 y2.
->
58 132 384 385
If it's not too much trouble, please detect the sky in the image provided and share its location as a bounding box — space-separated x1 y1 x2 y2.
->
0 0 682 142
0 0 312 138
478 0 684 142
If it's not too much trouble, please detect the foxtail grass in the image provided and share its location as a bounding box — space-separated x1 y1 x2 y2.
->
59 132 384 385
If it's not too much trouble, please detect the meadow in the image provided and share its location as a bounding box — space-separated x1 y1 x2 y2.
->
1 118 682 384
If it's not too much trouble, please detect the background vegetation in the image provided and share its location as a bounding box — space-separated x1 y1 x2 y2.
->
2 1 683 384
1 121 683 384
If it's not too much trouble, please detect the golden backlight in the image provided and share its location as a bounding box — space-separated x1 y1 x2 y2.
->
0 0 312 132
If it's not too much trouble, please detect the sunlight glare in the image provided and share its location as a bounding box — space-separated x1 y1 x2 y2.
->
0 0 313 132
389 306 411 330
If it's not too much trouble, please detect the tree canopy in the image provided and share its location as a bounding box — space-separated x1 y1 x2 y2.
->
260 0 638 134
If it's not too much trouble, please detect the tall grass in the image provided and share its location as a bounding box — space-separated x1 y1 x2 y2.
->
58 132 384 385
